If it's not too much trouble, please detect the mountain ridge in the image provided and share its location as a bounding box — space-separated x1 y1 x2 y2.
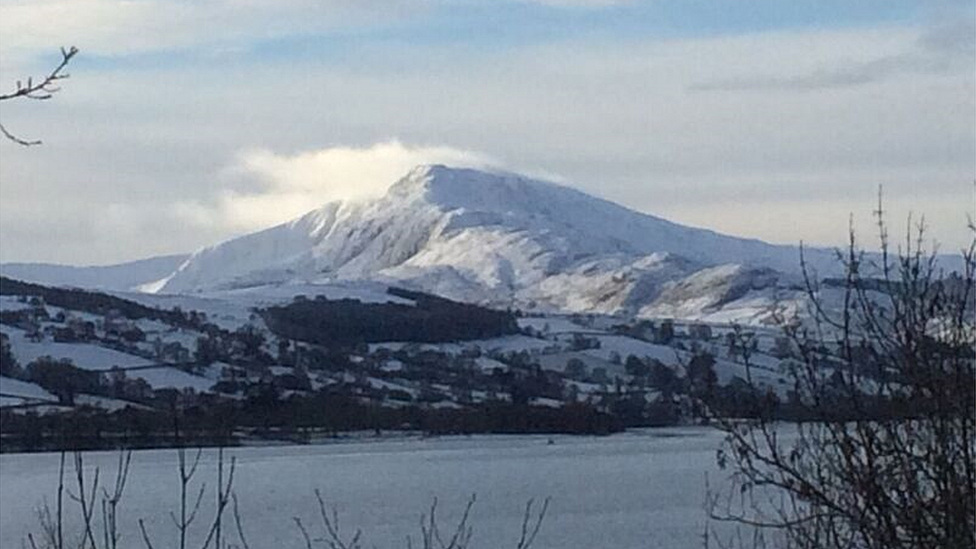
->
143 164 842 321
0 254 189 293
0 165 876 322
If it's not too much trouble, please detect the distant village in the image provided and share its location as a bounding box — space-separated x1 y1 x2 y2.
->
0 278 807 452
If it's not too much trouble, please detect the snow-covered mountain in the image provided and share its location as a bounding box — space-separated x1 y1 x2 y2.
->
2 165 870 321
140 164 841 319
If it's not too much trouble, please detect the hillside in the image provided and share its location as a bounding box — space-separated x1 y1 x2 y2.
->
150 165 841 319
0 276 806 450
0 254 189 292
4 165 942 323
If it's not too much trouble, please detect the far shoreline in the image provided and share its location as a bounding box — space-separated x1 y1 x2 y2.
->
0 424 716 456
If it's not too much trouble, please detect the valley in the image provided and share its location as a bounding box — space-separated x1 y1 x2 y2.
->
0 273 799 452
0 165 953 452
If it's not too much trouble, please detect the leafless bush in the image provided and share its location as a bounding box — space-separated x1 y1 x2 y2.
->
293 491 549 549
704 201 976 549
28 448 549 549
136 446 237 549
28 450 131 549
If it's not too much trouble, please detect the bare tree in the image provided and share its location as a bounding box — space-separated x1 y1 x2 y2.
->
29 450 132 549
0 46 78 146
705 200 976 549
294 492 550 549
136 445 237 549
30 448 548 549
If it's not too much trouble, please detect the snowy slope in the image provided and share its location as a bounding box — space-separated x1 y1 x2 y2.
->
4 326 149 370
5 165 963 323
1 254 189 292
150 165 846 319
0 376 57 402
2 327 215 392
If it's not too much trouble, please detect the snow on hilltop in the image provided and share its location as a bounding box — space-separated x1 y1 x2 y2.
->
141 165 839 318
2 165 848 320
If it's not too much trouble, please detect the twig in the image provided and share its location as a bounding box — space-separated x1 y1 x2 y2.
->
293 517 313 549
0 46 78 146
515 497 549 549
232 493 251 549
139 519 156 549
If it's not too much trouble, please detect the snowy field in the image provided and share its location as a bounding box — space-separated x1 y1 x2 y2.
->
0 429 734 549
4 326 148 370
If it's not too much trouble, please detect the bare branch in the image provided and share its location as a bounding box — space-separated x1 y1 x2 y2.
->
0 46 78 146
0 47 78 102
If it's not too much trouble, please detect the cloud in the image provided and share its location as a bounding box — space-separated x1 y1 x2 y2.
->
689 21 975 92
0 0 424 67
182 141 495 231
521 0 631 7
0 14 972 264
689 57 915 92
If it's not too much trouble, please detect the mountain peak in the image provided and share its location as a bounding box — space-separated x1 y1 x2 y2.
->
390 163 507 192
388 163 453 193
146 163 846 298
387 164 573 215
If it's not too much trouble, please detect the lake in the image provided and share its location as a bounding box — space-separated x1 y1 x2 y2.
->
0 428 732 549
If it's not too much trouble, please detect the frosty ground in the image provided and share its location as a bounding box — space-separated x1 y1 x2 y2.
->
0 427 729 549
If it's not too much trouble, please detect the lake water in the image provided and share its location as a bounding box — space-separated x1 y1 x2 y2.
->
0 428 732 549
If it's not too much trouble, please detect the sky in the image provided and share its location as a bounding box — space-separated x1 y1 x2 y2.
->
0 0 973 265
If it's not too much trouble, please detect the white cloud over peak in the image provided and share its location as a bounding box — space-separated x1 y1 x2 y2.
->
0 8 972 264
180 141 495 232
